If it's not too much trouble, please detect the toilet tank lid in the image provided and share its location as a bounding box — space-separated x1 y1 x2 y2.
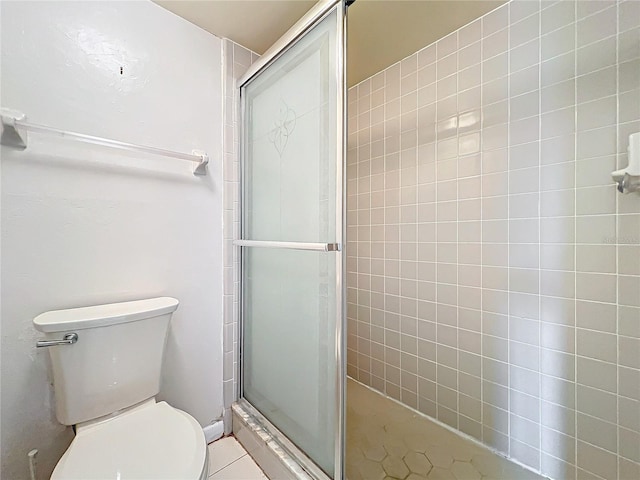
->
33 297 179 333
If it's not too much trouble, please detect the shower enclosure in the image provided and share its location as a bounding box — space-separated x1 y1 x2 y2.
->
234 0 347 478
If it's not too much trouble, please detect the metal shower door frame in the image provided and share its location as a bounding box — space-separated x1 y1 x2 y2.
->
234 1 347 478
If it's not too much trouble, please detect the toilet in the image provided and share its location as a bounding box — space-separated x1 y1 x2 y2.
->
33 297 208 480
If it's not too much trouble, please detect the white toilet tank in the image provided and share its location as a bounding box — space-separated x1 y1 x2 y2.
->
33 297 179 426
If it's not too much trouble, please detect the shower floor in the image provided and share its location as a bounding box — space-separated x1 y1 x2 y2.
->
346 379 545 480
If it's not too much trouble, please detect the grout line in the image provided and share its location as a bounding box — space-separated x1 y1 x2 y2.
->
505 0 512 460
537 1 543 472
434 35 440 423
455 22 461 433
573 0 579 473
209 453 251 478
614 1 621 478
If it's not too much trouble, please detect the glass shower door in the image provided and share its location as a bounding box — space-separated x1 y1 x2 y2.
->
236 2 345 478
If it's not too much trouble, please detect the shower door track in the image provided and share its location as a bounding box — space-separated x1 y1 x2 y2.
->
234 399 329 480
235 0 347 479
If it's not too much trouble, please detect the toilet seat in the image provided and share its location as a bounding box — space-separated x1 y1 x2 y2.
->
51 401 208 480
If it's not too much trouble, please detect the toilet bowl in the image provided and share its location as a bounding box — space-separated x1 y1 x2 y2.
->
33 297 208 480
51 400 208 480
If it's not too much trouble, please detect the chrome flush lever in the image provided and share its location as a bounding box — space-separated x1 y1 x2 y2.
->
36 333 78 348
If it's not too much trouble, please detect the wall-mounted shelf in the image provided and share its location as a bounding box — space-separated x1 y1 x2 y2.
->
0 109 209 175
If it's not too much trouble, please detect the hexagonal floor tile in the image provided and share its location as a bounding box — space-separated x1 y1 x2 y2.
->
470 454 505 478
384 436 409 458
450 460 481 480
346 462 364 480
404 433 431 453
424 446 454 469
450 447 482 463
382 455 410 479
426 467 456 479
448 442 484 462
404 451 433 476
502 465 546 479
346 379 546 480
406 474 429 480
358 458 386 480
362 442 387 462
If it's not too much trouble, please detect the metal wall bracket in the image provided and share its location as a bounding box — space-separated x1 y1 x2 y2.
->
1 109 27 149
192 150 209 175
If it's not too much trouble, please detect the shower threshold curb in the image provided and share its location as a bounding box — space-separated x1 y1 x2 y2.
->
232 402 317 480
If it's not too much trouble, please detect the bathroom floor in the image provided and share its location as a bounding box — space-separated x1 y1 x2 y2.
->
208 436 268 479
347 379 546 480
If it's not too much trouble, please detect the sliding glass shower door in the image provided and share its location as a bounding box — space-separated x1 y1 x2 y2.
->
236 1 346 478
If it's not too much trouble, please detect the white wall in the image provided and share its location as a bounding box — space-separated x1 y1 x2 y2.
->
0 2 224 478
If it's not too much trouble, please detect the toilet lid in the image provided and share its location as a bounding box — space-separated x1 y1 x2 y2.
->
52 402 206 480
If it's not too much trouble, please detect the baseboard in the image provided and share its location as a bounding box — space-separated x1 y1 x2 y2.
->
203 420 224 444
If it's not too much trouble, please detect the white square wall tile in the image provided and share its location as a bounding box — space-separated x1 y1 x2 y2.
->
510 39 540 73
576 328 617 363
510 0 540 24
576 244 616 273
541 78 575 113
576 272 617 303
510 13 540 49
576 0 611 20
541 23 575 60
459 41 481 70
437 31 457 59
482 5 509 36
577 36 616 76
483 29 509 60
540 296 575 328
575 300 616 333
576 5 616 48
577 356 617 394
576 441 617 480
510 64 540 97
542 0 575 35
576 413 617 455
576 384 617 424
459 18 481 47
619 275 640 308
541 189 574 218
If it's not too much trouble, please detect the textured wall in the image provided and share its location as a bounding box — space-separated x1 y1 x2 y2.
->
1 2 223 478
346 1 640 478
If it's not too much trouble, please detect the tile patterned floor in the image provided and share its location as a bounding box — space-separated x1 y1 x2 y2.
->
347 379 546 480
208 436 268 479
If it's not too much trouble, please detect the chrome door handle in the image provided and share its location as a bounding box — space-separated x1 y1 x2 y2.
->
233 240 341 252
36 333 78 348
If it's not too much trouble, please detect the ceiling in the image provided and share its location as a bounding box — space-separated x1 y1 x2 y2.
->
156 1 316 55
348 0 503 85
156 0 504 86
